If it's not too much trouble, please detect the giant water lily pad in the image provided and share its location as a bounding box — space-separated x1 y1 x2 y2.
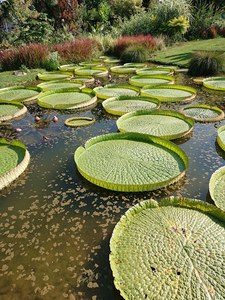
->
110 197 225 300
37 80 84 92
94 85 139 100
59 64 77 72
0 101 27 121
74 66 108 77
110 65 137 74
37 71 72 81
141 85 196 103
203 77 225 91
181 104 224 122
0 86 40 103
217 125 225 152
117 110 194 140
65 116 95 127
209 166 225 211
102 96 160 116
136 67 173 76
37 88 96 110
74 132 188 192
129 75 174 87
0 139 30 190
124 63 147 68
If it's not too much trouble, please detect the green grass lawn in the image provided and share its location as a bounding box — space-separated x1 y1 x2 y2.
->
150 37 225 67
0 69 44 88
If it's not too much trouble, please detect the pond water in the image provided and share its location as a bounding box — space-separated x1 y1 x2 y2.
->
0 71 225 300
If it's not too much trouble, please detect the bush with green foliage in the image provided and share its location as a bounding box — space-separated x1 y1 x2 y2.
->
42 52 60 71
120 45 149 63
110 0 143 20
187 1 225 40
188 51 225 76
120 0 192 42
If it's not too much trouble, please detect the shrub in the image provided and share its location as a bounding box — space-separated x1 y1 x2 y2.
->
53 38 100 63
187 1 224 40
110 0 143 20
42 52 60 71
120 45 149 63
188 51 225 76
113 34 156 57
0 43 49 71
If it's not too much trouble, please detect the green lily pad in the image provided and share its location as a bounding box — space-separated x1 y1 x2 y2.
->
124 63 147 68
37 71 72 81
58 64 77 72
117 110 194 140
73 76 95 84
37 88 97 110
0 101 27 121
0 86 40 103
136 67 173 76
74 132 188 192
217 125 225 152
94 85 139 100
102 96 160 116
141 85 196 103
0 139 30 190
110 65 137 74
209 166 225 211
129 75 174 87
79 62 102 67
65 116 95 127
203 77 225 91
74 66 108 77
104 58 121 64
110 197 225 300
37 80 84 92
181 104 224 122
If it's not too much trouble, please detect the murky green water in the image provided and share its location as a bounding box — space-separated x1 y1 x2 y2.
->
1 72 225 299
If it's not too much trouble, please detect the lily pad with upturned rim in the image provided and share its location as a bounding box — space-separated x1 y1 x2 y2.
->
136 67 173 76
110 65 137 74
58 64 77 72
203 77 225 91
94 85 139 100
37 71 72 81
117 110 194 140
0 139 30 191
124 63 147 68
181 104 224 122
64 116 95 127
209 166 225 211
37 88 97 110
0 86 41 103
217 125 225 152
37 80 84 92
102 95 160 116
0 101 27 121
141 85 196 103
129 75 175 87
74 132 188 192
74 66 108 77
110 197 225 300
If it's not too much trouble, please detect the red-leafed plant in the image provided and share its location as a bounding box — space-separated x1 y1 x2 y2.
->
53 38 101 63
0 43 49 71
113 34 157 57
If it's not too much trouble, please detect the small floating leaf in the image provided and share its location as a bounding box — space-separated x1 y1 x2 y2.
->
65 117 95 127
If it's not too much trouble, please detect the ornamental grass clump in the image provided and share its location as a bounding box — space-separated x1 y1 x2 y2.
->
188 51 225 76
0 43 49 71
53 38 101 63
113 34 156 57
120 45 149 63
